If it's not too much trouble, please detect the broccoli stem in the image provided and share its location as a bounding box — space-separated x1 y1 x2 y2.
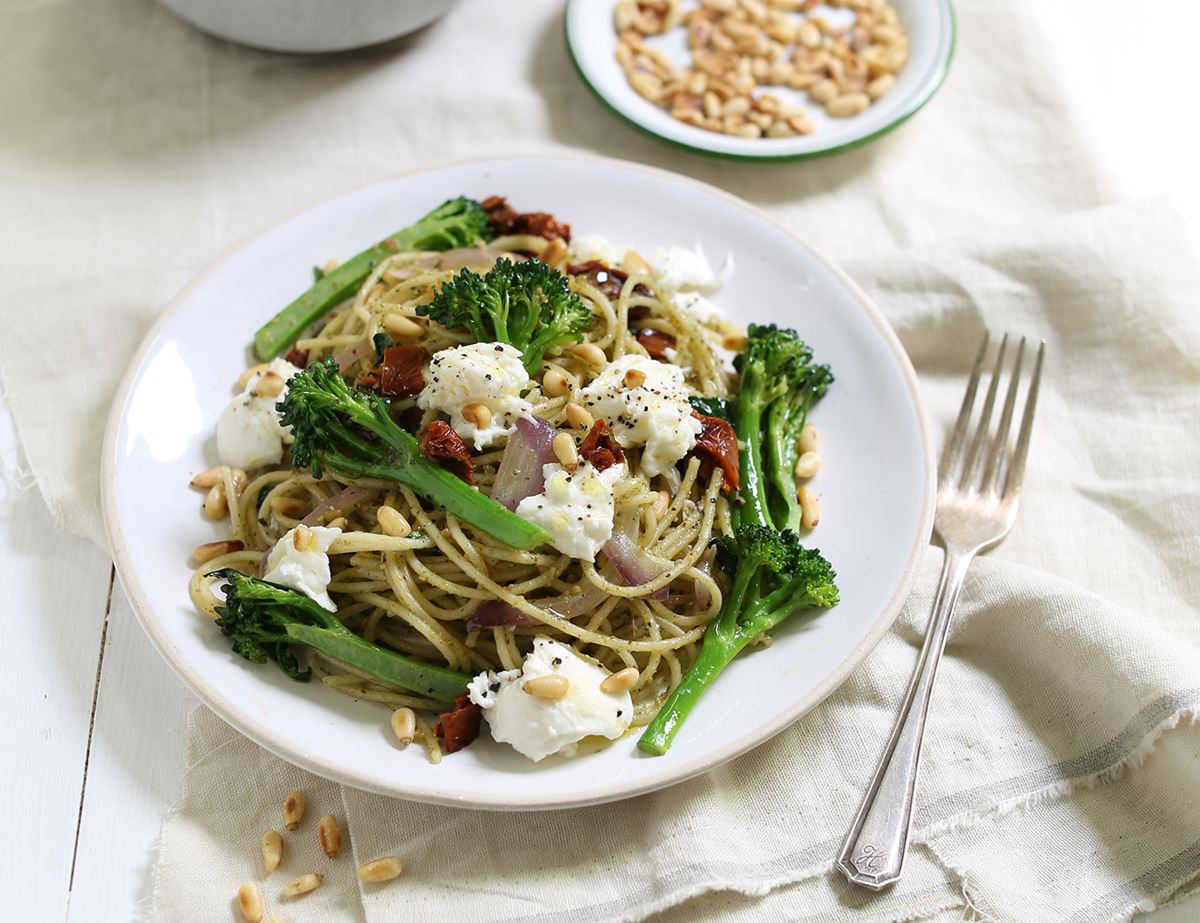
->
732 399 771 529
284 623 469 703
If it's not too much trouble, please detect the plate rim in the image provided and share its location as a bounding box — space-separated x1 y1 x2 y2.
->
563 0 957 162
101 152 936 810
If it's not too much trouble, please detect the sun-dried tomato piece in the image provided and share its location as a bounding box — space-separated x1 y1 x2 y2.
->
636 328 677 361
419 420 475 483
483 195 571 242
284 347 308 369
692 412 739 493
435 694 483 754
567 260 628 301
364 344 427 398
579 419 626 473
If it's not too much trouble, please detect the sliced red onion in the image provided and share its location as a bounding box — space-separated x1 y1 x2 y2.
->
491 416 556 510
602 523 670 600
334 337 374 372
301 485 373 527
465 584 608 632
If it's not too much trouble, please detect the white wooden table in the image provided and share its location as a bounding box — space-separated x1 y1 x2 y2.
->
8 3 1200 917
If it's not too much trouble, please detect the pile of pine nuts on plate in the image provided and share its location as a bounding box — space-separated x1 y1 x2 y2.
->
613 0 909 139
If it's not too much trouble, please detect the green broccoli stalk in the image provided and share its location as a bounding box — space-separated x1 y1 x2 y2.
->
638 526 838 755
278 357 550 550
212 569 470 702
417 259 594 375
254 197 492 361
764 357 834 531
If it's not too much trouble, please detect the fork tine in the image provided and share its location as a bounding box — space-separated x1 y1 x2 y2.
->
981 337 1026 495
1003 339 1045 498
959 333 1008 490
939 331 989 488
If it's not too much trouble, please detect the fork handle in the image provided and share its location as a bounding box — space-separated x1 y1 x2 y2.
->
836 544 975 889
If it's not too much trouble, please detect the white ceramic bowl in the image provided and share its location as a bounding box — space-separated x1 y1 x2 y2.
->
158 0 459 53
103 154 934 809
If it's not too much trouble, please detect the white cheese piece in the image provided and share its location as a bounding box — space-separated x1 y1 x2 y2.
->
515 461 624 560
416 342 533 451
567 234 625 267
673 290 724 323
216 358 301 469
467 638 633 762
649 243 734 293
262 525 342 612
578 354 702 478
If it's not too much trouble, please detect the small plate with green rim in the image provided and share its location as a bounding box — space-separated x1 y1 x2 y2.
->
564 0 955 161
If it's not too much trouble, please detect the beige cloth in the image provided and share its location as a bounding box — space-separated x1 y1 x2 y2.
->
3 1 1199 921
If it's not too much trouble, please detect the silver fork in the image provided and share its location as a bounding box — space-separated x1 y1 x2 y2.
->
836 332 1045 890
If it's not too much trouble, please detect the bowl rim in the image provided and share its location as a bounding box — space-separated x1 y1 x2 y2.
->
101 152 936 809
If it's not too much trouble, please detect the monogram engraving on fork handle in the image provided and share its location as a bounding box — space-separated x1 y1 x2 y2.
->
852 844 884 873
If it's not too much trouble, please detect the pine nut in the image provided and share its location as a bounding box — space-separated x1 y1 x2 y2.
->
808 79 838 104
621 249 652 276
326 516 347 531
721 96 751 117
797 423 819 454
462 402 493 429
867 73 895 99
798 21 821 47
322 257 342 274
230 468 249 497
703 91 721 119
391 707 416 746
203 483 227 520
283 790 306 831
237 881 265 922
383 313 423 338
614 0 637 32
282 873 323 898
237 364 269 391
261 830 283 873
192 539 245 565
600 667 639 694
794 451 822 479
569 342 608 370
542 367 575 398
623 368 647 389
565 402 594 430
292 524 314 552
542 237 569 268
256 372 285 398
377 505 411 538
798 486 821 529
270 496 307 518
191 465 228 489
523 674 571 700
653 490 671 517
722 333 748 351
552 432 579 471
357 856 404 883
826 92 870 117
317 814 342 858
630 71 663 102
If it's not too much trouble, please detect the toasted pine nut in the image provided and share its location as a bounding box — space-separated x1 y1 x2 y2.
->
282 873 323 898
292 524 314 552
237 881 265 922
326 516 347 531
623 368 647 389
552 432 579 471
826 92 870 117
794 450 822 479
237 364 269 391
798 21 821 47
867 73 895 99
565 402 594 430
192 539 245 565
261 830 283 873
283 790 306 831
542 237 568 268
721 95 751 117
203 483 227 520
462 402 493 429
653 490 671 517
797 423 819 454
621 250 652 276
357 856 405 883
722 333 748 351
383 313 423 338
317 814 342 858
377 505 411 538
569 342 608 370
229 468 249 497
808 78 838 104
523 674 571 700
798 486 821 529
270 496 307 518
256 372 285 398
322 257 342 274
391 707 416 746
191 465 228 489
542 367 575 398
600 667 639 694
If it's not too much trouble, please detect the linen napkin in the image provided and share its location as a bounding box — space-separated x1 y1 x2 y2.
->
149 199 1200 923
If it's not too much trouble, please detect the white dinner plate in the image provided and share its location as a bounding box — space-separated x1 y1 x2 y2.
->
103 155 934 810
565 0 955 160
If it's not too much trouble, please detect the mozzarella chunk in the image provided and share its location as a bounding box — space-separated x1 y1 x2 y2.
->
567 233 625 267
515 461 625 560
216 358 300 469
416 343 533 451
262 525 342 612
467 638 633 762
673 290 724 323
578 355 701 477
648 243 733 293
